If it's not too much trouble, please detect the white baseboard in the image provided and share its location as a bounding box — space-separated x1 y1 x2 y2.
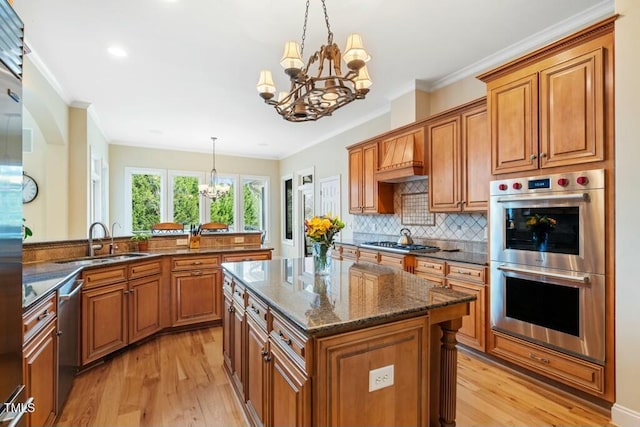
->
612 403 640 426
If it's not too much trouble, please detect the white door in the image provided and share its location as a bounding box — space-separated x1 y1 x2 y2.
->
320 175 340 217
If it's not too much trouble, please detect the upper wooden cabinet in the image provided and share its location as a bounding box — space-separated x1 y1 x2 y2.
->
348 141 393 214
427 98 490 212
479 17 614 175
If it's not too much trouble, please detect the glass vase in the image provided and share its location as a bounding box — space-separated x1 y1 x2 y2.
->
312 242 332 275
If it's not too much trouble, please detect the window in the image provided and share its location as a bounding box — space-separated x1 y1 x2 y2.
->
124 168 269 238
242 176 268 237
169 171 202 227
283 175 293 243
90 152 108 226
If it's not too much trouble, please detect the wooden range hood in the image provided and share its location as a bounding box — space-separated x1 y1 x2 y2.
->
376 127 426 182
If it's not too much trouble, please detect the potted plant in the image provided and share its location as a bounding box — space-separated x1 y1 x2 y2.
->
131 232 152 251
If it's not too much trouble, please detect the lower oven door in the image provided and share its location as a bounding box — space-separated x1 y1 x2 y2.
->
490 262 605 364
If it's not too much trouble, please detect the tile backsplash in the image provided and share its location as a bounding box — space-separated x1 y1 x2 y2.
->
353 179 487 247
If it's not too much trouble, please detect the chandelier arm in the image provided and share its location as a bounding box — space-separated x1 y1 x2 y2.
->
321 0 333 44
300 0 310 56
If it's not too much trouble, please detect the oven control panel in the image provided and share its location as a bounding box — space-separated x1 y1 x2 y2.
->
490 169 604 196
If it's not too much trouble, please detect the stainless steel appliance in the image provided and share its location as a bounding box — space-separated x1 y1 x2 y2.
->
489 170 606 364
0 2 29 426
360 241 440 254
57 277 83 412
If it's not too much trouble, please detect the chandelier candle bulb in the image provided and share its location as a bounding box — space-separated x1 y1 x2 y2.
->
256 70 276 100
280 41 304 77
343 33 370 70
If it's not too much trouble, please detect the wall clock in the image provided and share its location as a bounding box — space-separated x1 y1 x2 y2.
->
22 172 38 204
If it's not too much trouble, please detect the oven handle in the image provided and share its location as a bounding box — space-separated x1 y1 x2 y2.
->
497 264 590 284
496 193 589 203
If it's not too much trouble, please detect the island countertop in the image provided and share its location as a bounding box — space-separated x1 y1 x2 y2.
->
222 257 476 336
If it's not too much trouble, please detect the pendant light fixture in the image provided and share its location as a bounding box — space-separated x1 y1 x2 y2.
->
199 137 230 201
256 0 372 122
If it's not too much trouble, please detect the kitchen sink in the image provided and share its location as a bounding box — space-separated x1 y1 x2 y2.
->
55 252 151 266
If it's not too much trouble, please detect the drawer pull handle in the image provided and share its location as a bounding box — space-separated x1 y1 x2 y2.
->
37 310 51 321
456 270 472 275
192 261 202 265
191 270 203 276
251 305 260 315
228 306 235 313
278 330 292 346
529 353 550 364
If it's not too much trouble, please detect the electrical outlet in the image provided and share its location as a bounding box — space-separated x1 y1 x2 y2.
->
234 236 244 243
369 365 394 392
176 238 188 246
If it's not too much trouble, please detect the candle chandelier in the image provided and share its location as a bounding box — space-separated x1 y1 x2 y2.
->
199 137 230 201
256 0 372 122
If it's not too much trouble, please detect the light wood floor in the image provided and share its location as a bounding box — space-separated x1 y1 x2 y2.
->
56 327 614 427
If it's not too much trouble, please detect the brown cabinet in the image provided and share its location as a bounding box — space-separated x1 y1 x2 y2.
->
82 261 162 365
268 343 311 427
427 99 489 212
82 281 128 364
348 142 393 214
245 311 269 427
22 293 58 427
170 255 222 327
480 22 612 175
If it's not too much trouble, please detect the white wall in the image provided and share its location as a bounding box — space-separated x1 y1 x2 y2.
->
613 0 640 424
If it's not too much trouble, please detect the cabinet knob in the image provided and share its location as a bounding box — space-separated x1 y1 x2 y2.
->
37 310 50 321
191 270 203 276
228 306 235 313
530 154 537 160
539 152 547 158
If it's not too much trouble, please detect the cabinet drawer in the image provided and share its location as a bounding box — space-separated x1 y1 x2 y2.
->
413 272 446 286
490 331 604 395
341 245 358 261
271 311 309 373
223 251 271 263
83 265 128 289
358 249 379 264
246 293 268 332
172 255 220 271
23 292 57 344
232 281 246 307
447 263 486 284
414 258 445 276
129 259 162 280
379 253 405 270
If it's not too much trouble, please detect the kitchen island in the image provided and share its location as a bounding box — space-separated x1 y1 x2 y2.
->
222 257 475 427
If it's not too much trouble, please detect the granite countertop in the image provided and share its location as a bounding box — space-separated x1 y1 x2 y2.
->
222 258 476 336
335 239 488 266
22 245 274 310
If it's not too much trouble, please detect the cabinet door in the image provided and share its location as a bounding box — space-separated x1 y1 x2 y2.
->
348 148 363 213
23 321 57 427
489 73 539 174
361 143 379 213
222 290 234 374
82 282 128 365
448 280 485 351
269 344 311 427
129 274 162 344
428 115 461 212
461 106 490 211
171 269 221 326
232 305 245 396
246 316 268 427
539 48 604 168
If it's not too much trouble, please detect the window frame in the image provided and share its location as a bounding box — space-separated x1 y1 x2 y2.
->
124 167 167 234
240 175 270 243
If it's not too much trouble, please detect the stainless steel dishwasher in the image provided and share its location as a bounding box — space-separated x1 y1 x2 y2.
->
57 276 83 412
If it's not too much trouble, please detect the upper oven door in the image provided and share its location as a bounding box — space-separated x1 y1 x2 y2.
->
489 173 604 274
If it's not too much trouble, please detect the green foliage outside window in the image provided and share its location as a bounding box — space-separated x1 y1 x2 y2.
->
173 176 199 225
132 174 161 232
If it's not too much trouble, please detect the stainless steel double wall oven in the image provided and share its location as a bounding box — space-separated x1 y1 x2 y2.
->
489 169 605 364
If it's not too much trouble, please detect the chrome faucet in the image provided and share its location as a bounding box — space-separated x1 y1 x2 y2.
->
88 222 110 257
110 222 122 255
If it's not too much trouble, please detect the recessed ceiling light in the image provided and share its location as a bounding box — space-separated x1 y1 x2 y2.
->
107 46 127 58
258 143 268 147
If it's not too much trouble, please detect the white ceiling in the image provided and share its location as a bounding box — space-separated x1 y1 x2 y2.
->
13 0 613 159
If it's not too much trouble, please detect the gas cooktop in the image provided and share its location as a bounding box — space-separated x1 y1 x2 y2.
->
360 241 440 254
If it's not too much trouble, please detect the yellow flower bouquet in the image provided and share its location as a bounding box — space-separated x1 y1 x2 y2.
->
304 214 345 247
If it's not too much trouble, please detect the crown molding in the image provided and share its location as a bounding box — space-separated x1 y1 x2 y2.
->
24 41 71 104
428 0 615 92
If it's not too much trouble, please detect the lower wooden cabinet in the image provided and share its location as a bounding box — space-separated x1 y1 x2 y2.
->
128 274 162 343
82 282 128 364
269 344 311 427
170 268 221 326
448 279 485 351
245 314 268 427
23 315 58 427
